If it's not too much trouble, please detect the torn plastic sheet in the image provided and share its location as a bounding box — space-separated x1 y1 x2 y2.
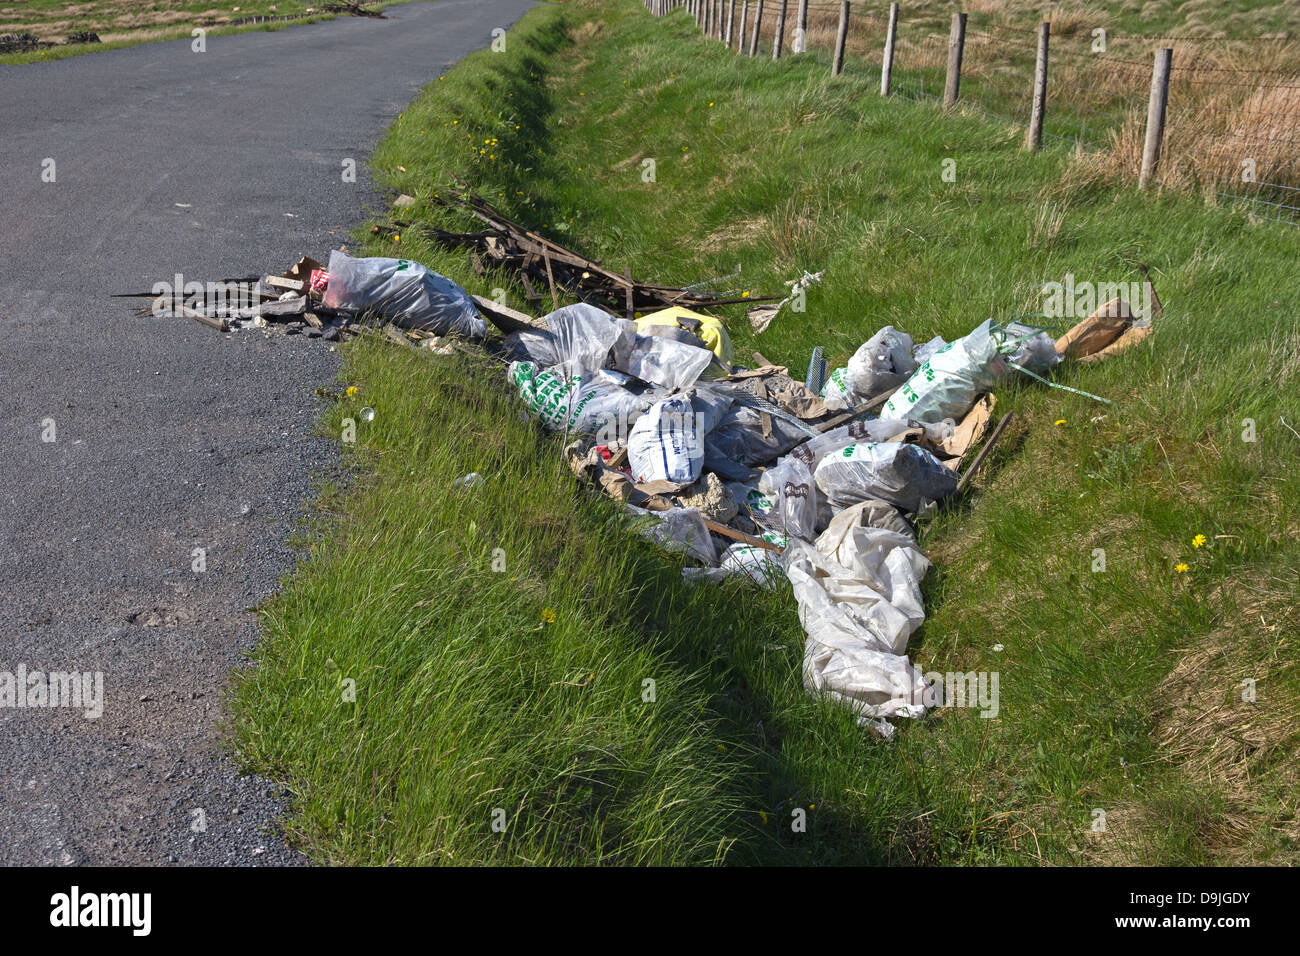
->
631 505 718 566
784 528 932 733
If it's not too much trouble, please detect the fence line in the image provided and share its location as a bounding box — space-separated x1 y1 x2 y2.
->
645 0 1300 225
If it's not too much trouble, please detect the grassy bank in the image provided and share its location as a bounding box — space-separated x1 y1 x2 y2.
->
232 0 1300 865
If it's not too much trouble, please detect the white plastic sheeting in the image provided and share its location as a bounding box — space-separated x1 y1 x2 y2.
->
784 523 932 736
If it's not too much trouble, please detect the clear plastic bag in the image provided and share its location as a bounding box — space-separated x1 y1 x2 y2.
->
813 441 958 512
758 455 819 541
881 319 1005 423
846 325 917 399
544 304 632 379
322 251 485 338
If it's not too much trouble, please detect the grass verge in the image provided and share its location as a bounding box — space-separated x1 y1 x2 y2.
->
232 0 1300 865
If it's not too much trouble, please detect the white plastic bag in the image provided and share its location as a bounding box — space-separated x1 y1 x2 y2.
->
544 304 632 379
846 325 916 399
627 395 708 484
813 441 958 512
881 319 1006 424
719 539 786 587
820 367 855 411
322 251 485 338
617 333 715 390
636 506 718 566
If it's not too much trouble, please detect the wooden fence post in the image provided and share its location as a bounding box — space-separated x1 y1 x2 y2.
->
726 0 735 45
944 12 967 108
738 1 749 52
833 2 850 76
773 0 787 59
1026 21 1050 150
795 0 808 53
1140 48 1173 187
750 0 764 55
881 1 898 96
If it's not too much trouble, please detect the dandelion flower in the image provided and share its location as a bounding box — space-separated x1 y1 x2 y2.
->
1054 419 1066 427
345 386 358 398
1175 563 1189 573
1192 534 1207 549
540 607 556 624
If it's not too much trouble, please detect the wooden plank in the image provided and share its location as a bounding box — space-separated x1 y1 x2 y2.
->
956 411 1014 494
543 249 560 312
266 275 305 292
176 303 227 332
701 517 783 553
471 294 544 334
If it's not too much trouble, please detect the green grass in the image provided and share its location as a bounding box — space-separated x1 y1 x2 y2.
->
231 0 1300 865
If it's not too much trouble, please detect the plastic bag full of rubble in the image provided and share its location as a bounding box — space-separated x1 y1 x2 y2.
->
783 527 932 731
627 395 710 484
322 251 485 338
682 533 788 587
880 319 1006 424
758 455 819 541
846 326 917 399
720 537 786 586
822 327 916 411
508 362 649 437
813 441 958 512
615 332 715 391
1005 321 1063 372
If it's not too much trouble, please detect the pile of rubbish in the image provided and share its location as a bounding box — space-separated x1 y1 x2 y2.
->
407 191 777 314
486 285 1153 735
125 242 1155 736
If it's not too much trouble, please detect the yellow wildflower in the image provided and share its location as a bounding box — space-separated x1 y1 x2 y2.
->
1192 534 1207 549
1175 563 1189 573
541 607 556 624
345 386 358 398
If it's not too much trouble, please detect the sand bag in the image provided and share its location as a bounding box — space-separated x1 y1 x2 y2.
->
627 395 709 484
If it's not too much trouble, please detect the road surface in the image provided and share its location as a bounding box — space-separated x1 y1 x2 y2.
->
0 0 536 866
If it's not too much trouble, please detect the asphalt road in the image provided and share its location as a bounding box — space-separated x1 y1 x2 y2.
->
0 0 535 866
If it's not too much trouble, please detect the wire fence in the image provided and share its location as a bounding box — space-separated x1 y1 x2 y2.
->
645 0 1300 225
